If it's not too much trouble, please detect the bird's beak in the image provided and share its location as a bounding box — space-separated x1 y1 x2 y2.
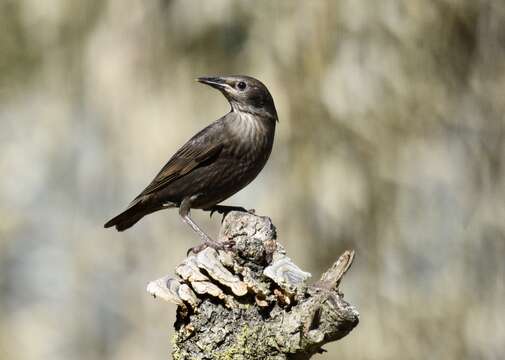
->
196 76 230 91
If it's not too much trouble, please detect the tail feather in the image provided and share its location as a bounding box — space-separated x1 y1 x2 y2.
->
105 213 144 231
104 200 159 231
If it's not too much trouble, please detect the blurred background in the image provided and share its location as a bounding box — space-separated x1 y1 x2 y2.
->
1 0 504 359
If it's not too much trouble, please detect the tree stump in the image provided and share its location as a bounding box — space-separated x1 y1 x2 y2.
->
147 211 359 359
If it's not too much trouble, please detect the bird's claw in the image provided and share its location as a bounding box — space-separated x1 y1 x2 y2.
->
186 243 208 256
208 206 255 221
186 239 236 256
222 239 236 250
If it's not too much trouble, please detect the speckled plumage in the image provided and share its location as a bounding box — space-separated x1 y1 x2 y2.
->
104 75 277 246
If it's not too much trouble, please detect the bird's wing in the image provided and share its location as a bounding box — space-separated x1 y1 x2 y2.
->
135 122 225 198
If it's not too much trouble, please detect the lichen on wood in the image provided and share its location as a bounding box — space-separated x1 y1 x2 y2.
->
147 211 359 359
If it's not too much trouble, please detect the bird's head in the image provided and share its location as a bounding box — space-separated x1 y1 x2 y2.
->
197 75 277 120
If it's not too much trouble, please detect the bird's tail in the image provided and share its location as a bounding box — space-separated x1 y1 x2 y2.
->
104 199 165 232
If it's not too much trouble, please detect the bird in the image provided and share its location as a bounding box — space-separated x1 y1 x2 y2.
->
104 75 278 253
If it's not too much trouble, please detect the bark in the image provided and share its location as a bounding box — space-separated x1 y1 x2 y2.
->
147 211 359 359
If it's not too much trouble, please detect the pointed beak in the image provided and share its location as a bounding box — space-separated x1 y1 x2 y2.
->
196 76 229 91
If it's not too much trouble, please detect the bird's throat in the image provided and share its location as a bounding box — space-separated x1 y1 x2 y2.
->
229 111 273 144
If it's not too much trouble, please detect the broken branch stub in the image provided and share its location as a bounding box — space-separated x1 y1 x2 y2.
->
146 211 359 359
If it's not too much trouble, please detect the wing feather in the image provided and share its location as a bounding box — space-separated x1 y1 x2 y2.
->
135 122 225 198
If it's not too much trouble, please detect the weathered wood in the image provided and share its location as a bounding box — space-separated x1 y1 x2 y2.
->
147 211 359 359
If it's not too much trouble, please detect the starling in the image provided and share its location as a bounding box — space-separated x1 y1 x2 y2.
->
104 75 277 253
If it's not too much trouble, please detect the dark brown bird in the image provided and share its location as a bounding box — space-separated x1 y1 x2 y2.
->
104 75 277 253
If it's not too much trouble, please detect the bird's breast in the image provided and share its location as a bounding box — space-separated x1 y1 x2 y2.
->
226 112 274 157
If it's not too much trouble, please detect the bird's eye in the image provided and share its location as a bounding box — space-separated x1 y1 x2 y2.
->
236 81 247 91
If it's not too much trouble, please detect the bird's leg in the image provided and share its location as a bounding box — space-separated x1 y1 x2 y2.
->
206 205 256 220
180 198 235 254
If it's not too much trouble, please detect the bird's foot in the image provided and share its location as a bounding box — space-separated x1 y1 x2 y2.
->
186 243 208 256
186 238 236 256
207 205 256 222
